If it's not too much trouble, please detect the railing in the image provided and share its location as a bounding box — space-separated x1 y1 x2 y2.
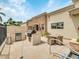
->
0 38 10 59
0 38 7 54
53 52 72 59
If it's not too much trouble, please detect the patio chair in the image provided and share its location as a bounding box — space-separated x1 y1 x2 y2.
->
57 36 63 45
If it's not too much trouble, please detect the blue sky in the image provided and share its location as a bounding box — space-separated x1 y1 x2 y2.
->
0 0 73 22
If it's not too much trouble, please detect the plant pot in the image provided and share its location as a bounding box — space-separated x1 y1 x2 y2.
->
41 36 48 43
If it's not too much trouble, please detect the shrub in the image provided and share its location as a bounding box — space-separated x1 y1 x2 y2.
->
77 38 79 42
42 31 50 37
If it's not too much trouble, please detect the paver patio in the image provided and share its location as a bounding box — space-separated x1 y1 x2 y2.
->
9 40 54 59
0 39 71 59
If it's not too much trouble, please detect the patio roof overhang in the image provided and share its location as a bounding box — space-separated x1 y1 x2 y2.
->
69 8 79 15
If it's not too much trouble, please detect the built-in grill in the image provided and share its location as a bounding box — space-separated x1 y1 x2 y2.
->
27 30 36 42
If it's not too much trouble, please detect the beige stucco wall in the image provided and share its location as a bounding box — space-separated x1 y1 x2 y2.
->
71 15 79 37
21 23 27 39
27 13 47 32
7 26 20 42
27 15 46 27
47 11 78 40
7 23 27 42
72 0 79 8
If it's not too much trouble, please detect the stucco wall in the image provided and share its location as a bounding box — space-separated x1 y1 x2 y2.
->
71 15 79 37
47 11 78 40
7 23 27 42
27 13 47 32
28 16 45 26
21 23 27 39
73 0 79 8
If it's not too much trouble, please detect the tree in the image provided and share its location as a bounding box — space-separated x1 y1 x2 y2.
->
8 18 14 25
4 17 23 26
4 18 14 26
15 21 23 26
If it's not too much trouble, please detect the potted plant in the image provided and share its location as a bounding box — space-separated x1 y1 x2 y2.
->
77 38 79 42
42 31 50 36
41 31 50 43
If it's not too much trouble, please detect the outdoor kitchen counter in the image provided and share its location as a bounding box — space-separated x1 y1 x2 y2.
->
47 35 63 45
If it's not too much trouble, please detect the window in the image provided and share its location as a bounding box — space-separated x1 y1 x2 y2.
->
51 23 57 29
34 25 39 31
57 22 64 29
41 24 44 30
51 22 64 29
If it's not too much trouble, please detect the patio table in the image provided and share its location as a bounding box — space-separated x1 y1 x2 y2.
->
47 35 63 45
47 36 58 45
47 35 63 54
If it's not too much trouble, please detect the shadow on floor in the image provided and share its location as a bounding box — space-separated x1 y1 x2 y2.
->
33 40 46 46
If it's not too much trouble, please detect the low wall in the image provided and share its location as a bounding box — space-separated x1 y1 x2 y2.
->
0 38 7 54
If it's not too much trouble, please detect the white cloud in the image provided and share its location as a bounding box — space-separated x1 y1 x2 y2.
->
45 0 73 12
0 0 33 22
47 0 55 8
9 0 26 6
0 0 73 22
